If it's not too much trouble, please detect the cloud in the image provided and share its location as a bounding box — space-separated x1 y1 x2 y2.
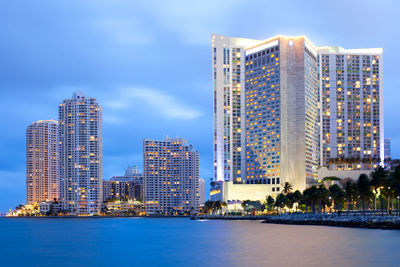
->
104 87 203 120
94 18 153 45
136 0 245 45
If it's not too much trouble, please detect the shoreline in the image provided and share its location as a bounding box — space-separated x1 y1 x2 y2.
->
3 215 190 219
192 214 400 230
262 214 400 230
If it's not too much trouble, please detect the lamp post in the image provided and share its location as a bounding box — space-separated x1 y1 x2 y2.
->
397 196 400 216
388 186 391 216
329 196 332 214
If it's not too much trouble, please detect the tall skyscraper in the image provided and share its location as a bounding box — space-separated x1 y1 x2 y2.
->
384 138 391 160
318 47 384 170
212 34 259 183
143 137 200 215
26 120 59 204
199 178 205 205
244 36 319 191
59 92 103 215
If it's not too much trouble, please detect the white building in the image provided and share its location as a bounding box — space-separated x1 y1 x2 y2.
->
318 46 384 171
26 120 59 204
59 92 103 215
143 137 200 215
212 34 259 184
212 35 319 200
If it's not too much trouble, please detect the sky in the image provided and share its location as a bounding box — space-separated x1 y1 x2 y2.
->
0 0 399 211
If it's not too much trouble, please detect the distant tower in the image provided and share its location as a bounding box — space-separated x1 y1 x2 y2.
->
143 137 200 214
59 92 103 215
199 178 205 205
26 120 59 204
384 138 391 160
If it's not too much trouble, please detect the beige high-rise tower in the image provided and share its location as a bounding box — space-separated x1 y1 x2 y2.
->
26 120 59 204
59 92 103 215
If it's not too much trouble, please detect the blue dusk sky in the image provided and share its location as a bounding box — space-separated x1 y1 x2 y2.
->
0 0 399 211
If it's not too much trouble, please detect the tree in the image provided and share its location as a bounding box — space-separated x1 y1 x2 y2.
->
266 196 275 212
386 166 400 214
282 182 293 195
318 185 330 213
204 200 214 215
370 166 388 212
293 190 303 212
275 193 287 213
357 174 372 215
344 180 356 211
221 201 227 215
329 184 344 214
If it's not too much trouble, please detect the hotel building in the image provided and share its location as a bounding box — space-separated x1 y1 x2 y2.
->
318 47 384 170
143 137 200 215
59 92 103 215
244 36 319 192
26 120 59 204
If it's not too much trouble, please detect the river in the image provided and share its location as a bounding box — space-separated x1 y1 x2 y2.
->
1 217 399 266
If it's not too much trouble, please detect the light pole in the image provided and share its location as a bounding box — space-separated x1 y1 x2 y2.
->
397 196 400 216
329 196 332 214
387 186 391 216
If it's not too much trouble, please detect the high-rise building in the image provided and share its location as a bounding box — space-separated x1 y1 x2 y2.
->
59 92 103 215
103 166 144 201
244 36 319 192
26 120 59 204
212 34 384 202
143 137 200 215
199 178 205 205
212 34 259 183
318 47 384 170
384 138 391 160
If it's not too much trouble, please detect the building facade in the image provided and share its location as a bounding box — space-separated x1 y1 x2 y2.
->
103 166 144 201
318 47 384 170
244 36 319 192
212 34 259 183
143 137 200 215
26 120 59 204
212 34 384 200
59 92 103 215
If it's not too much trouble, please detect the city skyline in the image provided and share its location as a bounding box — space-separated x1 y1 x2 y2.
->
1 0 400 211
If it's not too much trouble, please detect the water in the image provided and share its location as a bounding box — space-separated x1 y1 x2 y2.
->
1 217 399 267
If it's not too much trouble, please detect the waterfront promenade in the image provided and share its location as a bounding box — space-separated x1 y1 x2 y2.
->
193 213 400 230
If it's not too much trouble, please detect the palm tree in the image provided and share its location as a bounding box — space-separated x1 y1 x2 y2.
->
357 174 372 215
221 201 227 215
213 201 222 215
344 180 356 212
204 200 214 215
318 185 330 213
266 196 275 212
275 193 287 214
386 166 400 214
329 184 344 214
293 190 303 212
370 166 388 212
282 182 293 195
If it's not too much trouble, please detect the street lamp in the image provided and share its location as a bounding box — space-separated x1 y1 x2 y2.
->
397 196 400 216
388 186 391 215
